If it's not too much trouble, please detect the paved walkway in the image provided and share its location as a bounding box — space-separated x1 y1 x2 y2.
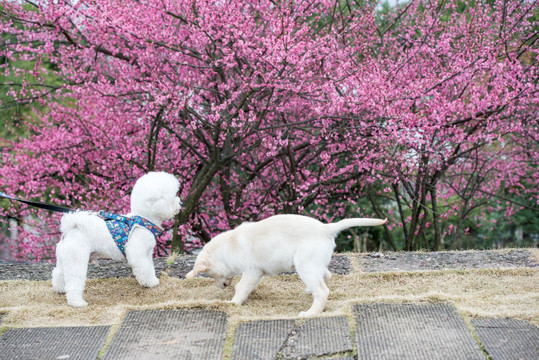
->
1 250 538 359
1 303 537 360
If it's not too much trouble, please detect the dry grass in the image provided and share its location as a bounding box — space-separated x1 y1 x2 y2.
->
1 264 537 327
0 251 538 358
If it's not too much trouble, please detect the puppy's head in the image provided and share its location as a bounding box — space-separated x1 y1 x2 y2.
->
130 172 182 221
186 250 233 289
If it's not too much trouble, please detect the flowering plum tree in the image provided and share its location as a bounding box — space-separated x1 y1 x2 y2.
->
0 0 537 260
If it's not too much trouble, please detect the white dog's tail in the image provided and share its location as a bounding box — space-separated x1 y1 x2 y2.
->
325 218 387 237
60 211 95 234
60 212 80 233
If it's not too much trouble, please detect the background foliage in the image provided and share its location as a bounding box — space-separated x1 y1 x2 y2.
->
1 0 537 260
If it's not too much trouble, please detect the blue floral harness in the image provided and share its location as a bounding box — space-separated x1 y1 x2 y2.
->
98 211 163 256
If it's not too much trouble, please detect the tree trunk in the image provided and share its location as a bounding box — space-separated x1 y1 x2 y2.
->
431 186 442 250
367 192 397 251
170 161 222 253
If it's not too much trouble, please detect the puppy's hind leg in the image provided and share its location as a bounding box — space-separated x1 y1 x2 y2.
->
324 269 332 284
57 234 91 307
229 270 263 305
305 269 332 294
296 266 330 318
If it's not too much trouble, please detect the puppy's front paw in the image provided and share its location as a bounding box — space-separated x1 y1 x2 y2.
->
298 310 318 318
67 299 88 308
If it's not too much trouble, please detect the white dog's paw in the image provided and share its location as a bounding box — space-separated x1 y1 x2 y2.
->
53 286 66 294
139 277 160 288
52 280 66 294
67 298 88 307
226 299 243 306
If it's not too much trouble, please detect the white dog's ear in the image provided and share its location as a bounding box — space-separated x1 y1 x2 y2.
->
185 258 209 279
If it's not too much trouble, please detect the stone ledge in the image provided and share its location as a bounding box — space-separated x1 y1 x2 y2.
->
0 249 536 282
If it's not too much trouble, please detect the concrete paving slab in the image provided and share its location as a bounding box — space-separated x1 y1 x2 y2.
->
280 316 354 359
473 318 539 360
358 249 538 272
0 325 110 360
103 309 227 360
354 303 484 360
231 319 295 360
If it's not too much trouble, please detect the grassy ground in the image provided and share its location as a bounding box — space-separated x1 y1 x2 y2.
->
1 251 537 359
1 251 537 331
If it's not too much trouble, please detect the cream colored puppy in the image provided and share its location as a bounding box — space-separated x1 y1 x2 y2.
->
186 214 387 317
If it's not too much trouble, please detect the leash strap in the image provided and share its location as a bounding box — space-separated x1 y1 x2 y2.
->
0 192 74 213
0 193 165 256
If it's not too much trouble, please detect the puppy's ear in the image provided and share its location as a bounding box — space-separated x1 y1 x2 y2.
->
185 258 209 279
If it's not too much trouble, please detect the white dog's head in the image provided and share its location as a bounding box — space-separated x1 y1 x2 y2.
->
130 172 182 222
185 233 234 288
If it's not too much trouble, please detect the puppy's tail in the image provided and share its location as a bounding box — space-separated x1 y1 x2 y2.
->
325 218 387 237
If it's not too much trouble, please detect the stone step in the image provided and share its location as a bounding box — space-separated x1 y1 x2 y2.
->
279 316 353 359
354 303 484 360
231 316 353 360
102 309 227 360
473 318 539 360
0 325 110 360
231 319 295 360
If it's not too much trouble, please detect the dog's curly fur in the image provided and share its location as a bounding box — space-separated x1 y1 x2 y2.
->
52 172 181 307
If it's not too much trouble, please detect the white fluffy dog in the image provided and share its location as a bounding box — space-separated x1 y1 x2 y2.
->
186 214 387 317
52 172 181 307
